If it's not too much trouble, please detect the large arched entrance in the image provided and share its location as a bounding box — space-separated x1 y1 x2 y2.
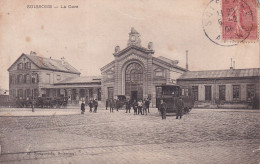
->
125 62 143 101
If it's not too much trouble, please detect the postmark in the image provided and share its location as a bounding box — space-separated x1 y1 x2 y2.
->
202 0 258 46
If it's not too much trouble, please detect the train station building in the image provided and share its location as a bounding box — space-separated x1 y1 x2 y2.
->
7 28 260 109
100 28 187 107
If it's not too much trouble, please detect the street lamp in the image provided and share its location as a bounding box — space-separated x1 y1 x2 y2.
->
31 72 36 112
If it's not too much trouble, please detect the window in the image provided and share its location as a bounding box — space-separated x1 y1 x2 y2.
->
192 86 198 101
17 63 23 70
89 89 93 99
247 84 255 101
25 62 31 69
11 89 16 98
25 89 31 99
98 88 101 101
46 74 51 83
9 75 14 84
205 86 212 101
56 75 61 80
25 74 30 84
31 73 38 83
219 85 226 101
181 89 185 96
154 69 164 77
233 85 240 100
18 89 23 99
79 89 85 98
17 74 23 84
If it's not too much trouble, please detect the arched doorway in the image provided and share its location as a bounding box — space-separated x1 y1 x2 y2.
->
125 62 143 101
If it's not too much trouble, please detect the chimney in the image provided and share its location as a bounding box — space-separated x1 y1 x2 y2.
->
30 51 37 55
61 57 65 65
230 58 233 69
186 50 189 70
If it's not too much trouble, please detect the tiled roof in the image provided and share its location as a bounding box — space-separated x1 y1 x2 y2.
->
178 68 260 80
55 76 101 85
25 54 80 74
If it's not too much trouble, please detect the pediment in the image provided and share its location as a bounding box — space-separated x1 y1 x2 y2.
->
113 45 154 58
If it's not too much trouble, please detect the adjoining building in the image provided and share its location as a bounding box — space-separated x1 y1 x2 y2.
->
177 68 260 109
100 28 187 107
8 52 101 105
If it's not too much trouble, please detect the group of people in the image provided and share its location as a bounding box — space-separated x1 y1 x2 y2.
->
131 98 150 115
105 98 121 112
82 97 185 120
80 99 99 114
158 97 184 120
106 98 150 115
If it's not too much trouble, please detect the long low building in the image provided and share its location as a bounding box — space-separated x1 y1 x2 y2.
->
177 68 260 109
8 52 101 105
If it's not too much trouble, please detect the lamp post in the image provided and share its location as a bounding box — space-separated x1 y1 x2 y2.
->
31 72 35 112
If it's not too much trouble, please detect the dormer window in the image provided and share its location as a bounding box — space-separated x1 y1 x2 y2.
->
24 62 31 69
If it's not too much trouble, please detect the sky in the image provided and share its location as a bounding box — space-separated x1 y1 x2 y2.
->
0 0 259 89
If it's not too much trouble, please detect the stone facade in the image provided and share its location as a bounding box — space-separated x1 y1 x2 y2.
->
101 28 186 107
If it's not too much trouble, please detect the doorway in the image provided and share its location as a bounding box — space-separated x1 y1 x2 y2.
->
131 91 138 102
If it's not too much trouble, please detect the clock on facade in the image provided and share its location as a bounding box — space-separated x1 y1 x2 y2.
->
130 36 136 42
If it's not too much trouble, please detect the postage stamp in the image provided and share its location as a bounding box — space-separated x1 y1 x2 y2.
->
222 0 258 41
202 0 259 46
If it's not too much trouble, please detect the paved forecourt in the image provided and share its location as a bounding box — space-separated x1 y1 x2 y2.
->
0 107 259 164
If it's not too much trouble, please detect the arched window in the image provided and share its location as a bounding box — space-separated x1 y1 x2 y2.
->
125 62 143 100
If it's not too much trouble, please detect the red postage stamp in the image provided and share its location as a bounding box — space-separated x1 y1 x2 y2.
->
222 0 258 41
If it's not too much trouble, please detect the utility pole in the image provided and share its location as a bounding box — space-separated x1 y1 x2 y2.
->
31 72 35 112
186 50 189 70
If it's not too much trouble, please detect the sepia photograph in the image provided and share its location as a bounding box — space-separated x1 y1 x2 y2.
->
0 0 259 163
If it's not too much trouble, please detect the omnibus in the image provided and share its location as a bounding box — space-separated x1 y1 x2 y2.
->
156 84 194 113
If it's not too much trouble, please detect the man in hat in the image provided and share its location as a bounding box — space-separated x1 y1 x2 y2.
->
176 97 184 119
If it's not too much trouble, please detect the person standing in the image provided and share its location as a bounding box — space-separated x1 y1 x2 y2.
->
89 99 93 112
125 99 131 113
137 99 143 115
176 97 184 119
142 99 147 115
110 99 114 113
93 99 98 113
132 100 138 115
105 99 109 110
159 99 167 120
116 99 120 112
81 101 85 114
145 98 150 113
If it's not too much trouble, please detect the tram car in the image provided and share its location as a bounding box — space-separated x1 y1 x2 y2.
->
156 84 194 114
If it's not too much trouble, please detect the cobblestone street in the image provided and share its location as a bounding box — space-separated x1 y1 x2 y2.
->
0 108 259 164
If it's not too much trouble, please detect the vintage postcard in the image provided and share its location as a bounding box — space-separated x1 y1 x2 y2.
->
0 0 259 163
